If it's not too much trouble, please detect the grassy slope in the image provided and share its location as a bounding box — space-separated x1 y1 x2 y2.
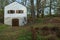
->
0 24 32 40
0 17 60 40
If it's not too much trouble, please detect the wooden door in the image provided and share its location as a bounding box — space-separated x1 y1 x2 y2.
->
12 19 19 26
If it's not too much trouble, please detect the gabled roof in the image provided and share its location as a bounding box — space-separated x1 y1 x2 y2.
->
5 2 26 8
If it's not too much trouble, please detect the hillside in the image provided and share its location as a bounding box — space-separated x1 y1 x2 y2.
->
0 17 60 40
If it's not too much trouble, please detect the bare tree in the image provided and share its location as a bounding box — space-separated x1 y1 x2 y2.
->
30 0 35 23
41 0 46 18
57 0 60 14
50 0 52 16
36 0 41 18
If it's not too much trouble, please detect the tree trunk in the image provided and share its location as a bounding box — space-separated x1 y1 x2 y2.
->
36 0 41 18
50 0 52 16
41 9 44 18
41 0 46 18
25 0 27 6
30 0 35 23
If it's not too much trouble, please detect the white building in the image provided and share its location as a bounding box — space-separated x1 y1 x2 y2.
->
4 2 27 26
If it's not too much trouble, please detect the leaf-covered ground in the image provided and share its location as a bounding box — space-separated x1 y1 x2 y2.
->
0 17 60 40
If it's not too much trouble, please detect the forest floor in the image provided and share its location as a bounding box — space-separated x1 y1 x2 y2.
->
0 17 60 40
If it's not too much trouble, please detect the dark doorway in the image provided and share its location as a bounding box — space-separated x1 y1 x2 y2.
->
12 19 19 26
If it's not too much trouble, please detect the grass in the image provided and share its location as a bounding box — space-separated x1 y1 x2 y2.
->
0 24 9 32
0 23 60 40
0 17 60 40
0 24 32 40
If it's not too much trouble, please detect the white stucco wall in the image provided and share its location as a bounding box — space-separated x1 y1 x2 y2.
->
4 2 27 26
4 17 27 26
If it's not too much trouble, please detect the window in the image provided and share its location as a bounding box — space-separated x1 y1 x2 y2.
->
16 10 23 13
8 10 15 14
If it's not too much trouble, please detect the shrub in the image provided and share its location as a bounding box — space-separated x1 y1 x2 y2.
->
41 26 49 31
51 27 59 32
56 30 60 38
48 36 57 40
0 9 4 23
40 26 51 36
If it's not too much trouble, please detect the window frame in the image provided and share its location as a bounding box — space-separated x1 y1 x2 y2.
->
8 10 15 14
16 10 24 14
